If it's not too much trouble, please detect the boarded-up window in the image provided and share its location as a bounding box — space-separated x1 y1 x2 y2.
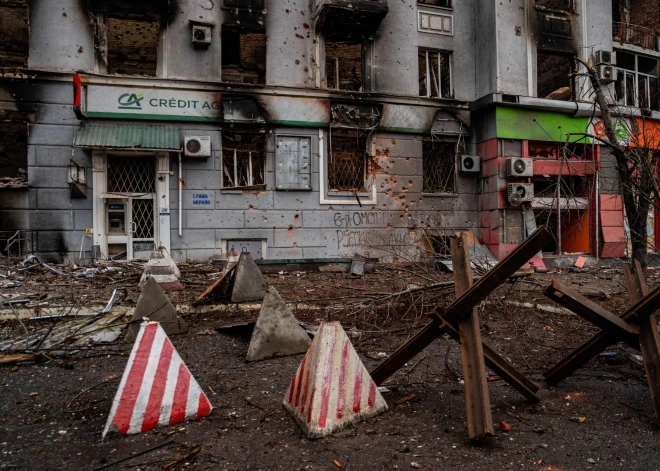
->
325 41 363 91
275 136 312 190
106 15 159 76
328 129 367 191
0 0 29 68
222 29 266 85
0 113 28 189
222 132 266 188
422 141 455 193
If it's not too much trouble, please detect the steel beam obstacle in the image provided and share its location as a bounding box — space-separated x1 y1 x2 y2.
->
370 227 553 439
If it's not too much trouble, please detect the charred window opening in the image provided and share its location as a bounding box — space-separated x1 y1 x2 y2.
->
528 141 594 160
222 132 266 189
328 129 368 191
422 141 456 194
537 52 574 100
325 40 363 92
535 0 573 12
0 0 29 68
419 49 452 98
103 13 159 76
417 0 451 7
615 51 659 110
0 112 28 189
221 28 266 85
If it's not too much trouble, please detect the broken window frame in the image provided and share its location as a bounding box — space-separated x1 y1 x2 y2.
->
535 52 576 100
0 114 29 190
417 0 452 7
418 49 453 99
325 39 365 92
221 132 267 190
422 139 457 194
94 8 161 76
221 27 267 85
615 50 659 110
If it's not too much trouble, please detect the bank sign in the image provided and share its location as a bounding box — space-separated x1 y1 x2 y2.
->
86 85 222 121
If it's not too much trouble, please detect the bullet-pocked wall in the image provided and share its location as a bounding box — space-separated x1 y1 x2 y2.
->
169 126 478 262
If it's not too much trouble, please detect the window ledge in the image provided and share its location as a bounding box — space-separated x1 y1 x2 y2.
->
416 4 453 12
614 42 660 58
420 192 458 197
220 186 267 194
327 191 370 197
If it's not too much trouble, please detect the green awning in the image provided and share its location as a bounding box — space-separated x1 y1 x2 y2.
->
74 123 181 151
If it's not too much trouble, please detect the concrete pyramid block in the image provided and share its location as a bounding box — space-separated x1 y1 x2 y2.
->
246 287 311 362
230 252 267 303
103 321 212 438
126 277 188 343
139 247 183 291
283 321 388 438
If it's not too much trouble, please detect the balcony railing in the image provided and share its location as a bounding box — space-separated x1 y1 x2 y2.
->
613 21 658 51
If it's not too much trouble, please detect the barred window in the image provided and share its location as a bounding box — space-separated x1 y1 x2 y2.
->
328 129 367 192
422 141 456 193
222 132 266 189
107 156 155 193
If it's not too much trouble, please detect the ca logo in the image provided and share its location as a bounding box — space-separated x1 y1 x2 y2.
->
118 93 144 110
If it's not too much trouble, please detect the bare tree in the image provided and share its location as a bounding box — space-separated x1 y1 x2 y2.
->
577 56 660 268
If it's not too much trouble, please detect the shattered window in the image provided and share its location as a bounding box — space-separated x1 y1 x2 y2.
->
0 0 29 68
419 49 452 98
328 129 367 192
535 0 573 12
221 29 267 85
0 115 28 189
106 14 159 76
422 141 456 193
537 53 574 100
325 40 363 92
417 0 452 6
222 132 266 189
614 51 659 110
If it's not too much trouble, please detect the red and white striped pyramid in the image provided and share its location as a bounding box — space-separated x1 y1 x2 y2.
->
283 321 388 438
102 321 212 438
139 247 184 291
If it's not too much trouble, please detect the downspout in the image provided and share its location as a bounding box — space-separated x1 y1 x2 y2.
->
178 152 182 237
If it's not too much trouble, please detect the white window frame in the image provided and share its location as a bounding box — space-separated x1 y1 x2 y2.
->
221 148 266 189
419 49 453 98
616 51 659 109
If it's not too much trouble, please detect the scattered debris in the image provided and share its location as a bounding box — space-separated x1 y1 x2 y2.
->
318 265 347 273
194 266 236 306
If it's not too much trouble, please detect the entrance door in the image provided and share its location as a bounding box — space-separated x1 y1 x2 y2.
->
106 155 157 260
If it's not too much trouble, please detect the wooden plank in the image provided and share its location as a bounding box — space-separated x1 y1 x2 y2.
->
451 234 494 439
193 266 235 306
624 261 660 424
545 279 639 346
371 227 552 389
544 283 660 386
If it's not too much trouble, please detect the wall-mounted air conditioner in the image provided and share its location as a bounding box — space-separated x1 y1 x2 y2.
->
184 136 211 158
596 64 616 83
506 158 533 178
595 50 616 65
460 155 480 174
192 25 212 48
507 183 534 205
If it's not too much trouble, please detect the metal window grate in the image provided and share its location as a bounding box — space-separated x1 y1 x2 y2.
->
107 156 155 193
328 131 367 191
423 141 456 193
132 199 154 239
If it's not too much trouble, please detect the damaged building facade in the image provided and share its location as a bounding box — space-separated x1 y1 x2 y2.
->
0 0 655 265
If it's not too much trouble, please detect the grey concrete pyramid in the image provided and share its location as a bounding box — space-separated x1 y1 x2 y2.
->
246 287 311 362
230 252 268 303
126 277 188 343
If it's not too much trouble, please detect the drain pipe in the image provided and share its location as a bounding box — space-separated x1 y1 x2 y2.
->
178 152 182 237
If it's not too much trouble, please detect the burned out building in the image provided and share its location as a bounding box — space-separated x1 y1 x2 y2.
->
0 0 656 265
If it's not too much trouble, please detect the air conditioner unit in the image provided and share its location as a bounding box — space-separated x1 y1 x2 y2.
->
184 136 211 158
596 64 616 83
507 183 534 205
595 50 615 65
192 25 212 48
506 158 533 178
460 155 480 174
